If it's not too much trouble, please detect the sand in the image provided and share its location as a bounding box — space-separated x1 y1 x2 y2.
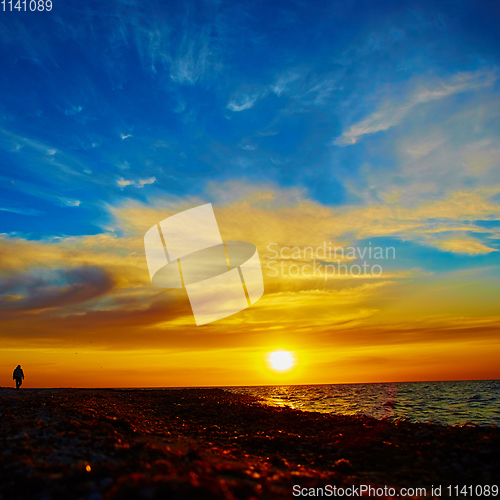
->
0 387 498 499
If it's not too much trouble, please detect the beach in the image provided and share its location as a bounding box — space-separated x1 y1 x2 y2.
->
0 388 498 500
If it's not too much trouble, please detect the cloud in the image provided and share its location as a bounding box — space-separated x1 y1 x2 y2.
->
1 128 63 157
225 67 341 114
64 105 84 116
117 177 156 189
117 179 135 188
0 182 497 373
0 173 92 211
227 93 260 112
0 207 44 216
0 19 55 65
435 237 498 255
205 180 306 207
271 71 302 97
335 70 497 146
330 188 500 253
137 177 156 187
60 199 81 207
0 266 114 311
128 17 220 85
169 31 216 85
340 88 500 212
107 181 500 271
0 233 152 294
239 141 257 151
0 129 103 210
404 137 445 158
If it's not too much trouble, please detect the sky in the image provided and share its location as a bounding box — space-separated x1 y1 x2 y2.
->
0 0 499 387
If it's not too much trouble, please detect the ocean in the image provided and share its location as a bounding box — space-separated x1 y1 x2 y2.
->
225 380 500 427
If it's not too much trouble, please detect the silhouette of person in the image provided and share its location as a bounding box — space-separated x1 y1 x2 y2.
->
13 365 24 389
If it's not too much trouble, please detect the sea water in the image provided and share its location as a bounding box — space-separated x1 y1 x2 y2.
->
225 380 500 427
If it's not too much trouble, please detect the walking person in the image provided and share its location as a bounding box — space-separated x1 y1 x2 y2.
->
13 365 24 389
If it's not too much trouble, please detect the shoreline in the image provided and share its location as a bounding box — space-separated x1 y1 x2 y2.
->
1 388 499 499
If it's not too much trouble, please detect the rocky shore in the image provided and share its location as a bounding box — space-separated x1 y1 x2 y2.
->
0 387 498 499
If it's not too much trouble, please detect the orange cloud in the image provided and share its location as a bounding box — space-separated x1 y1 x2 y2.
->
1 182 499 387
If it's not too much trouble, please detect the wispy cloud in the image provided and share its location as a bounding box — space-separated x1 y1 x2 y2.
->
335 70 497 146
0 173 90 211
0 207 44 216
0 19 55 65
436 237 498 255
341 91 500 211
169 31 216 85
271 71 302 97
63 104 84 116
226 68 341 113
0 128 93 183
128 18 220 85
227 93 261 112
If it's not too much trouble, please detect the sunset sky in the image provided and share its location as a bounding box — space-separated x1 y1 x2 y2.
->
1 0 499 388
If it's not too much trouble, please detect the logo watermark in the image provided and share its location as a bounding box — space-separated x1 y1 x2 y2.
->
266 242 395 279
144 204 264 326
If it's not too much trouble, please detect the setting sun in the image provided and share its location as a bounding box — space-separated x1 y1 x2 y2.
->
269 351 294 371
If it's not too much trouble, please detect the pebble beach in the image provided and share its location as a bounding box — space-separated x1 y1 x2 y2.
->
0 387 498 499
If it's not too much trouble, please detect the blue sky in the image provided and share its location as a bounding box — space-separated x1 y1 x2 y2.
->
1 0 499 240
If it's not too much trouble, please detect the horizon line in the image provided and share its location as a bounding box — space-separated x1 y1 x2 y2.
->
2 377 499 390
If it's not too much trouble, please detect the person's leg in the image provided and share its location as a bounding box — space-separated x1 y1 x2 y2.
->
15 378 21 389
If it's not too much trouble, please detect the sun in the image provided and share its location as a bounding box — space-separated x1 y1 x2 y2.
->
269 350 294 371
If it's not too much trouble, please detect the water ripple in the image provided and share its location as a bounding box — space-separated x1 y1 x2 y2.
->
226 380 500 426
